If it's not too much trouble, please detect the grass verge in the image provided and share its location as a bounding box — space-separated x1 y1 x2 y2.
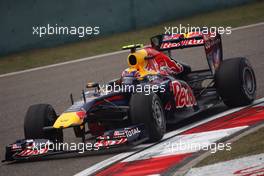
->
0 1 264 74
196 126 264 167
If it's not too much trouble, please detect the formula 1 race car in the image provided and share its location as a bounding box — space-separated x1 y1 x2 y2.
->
3 31 256 162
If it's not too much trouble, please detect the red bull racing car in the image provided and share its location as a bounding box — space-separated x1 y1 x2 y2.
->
3 31 256 162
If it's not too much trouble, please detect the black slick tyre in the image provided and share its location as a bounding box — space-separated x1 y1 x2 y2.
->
215 57 256 107
24 104 63 142
129 93 166 142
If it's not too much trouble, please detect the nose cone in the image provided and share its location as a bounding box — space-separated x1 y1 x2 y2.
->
53 112 84 128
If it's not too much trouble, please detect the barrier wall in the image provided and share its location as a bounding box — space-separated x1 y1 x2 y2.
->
0 0 253 55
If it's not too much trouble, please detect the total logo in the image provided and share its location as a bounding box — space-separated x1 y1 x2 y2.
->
125 128 141 137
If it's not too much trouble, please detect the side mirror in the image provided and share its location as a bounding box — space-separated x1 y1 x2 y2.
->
86 82 100 93
86 82 99 89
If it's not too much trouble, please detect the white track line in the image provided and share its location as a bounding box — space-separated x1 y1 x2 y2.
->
0 22 263 78
231 22 264 31
74 97 264 176
0 50 128 78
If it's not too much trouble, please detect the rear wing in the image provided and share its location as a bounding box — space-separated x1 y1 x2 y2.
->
151 32 204 50
151 32 223 74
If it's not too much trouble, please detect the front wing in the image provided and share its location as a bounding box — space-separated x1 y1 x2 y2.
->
3 124 147 162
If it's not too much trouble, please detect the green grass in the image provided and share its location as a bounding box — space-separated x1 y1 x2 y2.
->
196 127 264 167
0 1 264 74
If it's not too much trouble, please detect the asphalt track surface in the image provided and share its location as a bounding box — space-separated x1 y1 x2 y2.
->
0 24 263 176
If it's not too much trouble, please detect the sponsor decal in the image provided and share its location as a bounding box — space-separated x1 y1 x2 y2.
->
113 130 126 138
162 34 182 41
145 55 183 75
11 144 21 150
95 138 127 148
18 147 49 157
181 39 204 46
184 32 203 39
170 80 197 108
125 128 141 137
160 39 203 49
162 32 203 42
161 42 181 49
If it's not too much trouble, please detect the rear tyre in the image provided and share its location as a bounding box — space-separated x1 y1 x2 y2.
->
215 57 256 107
24 104 63 142
129 93 166 142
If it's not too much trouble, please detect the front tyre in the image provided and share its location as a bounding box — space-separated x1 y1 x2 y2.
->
129 93 166 142
24 104 63 142
216 57 256 107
